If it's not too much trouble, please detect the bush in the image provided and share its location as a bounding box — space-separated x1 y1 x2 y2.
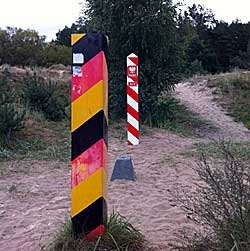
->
0 103 25 142
22 74 66 121
186 60 206 77
0 68 25 142
45 212 146 251
179 141 250 250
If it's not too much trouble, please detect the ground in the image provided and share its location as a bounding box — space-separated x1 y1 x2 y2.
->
0 78 250 251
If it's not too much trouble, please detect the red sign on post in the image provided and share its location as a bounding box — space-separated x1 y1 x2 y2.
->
127 66 138 78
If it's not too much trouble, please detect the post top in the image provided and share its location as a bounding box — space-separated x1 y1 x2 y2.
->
128 53 138 58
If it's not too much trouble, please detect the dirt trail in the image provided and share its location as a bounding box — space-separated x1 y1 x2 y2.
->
0 80 250 251
175 80 250 141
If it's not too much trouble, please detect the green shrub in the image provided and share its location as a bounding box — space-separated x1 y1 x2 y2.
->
179 141 250 250
0 68 25 142
22 74 66 121
186 60 206 77
0 103 25 142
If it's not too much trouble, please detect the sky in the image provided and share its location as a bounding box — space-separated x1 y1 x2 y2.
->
175 0 250 24
0 0 249 41
0 0 81 41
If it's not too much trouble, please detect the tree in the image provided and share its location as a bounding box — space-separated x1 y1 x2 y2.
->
0 29 10 65
10 28 45 65
56 23 79 47
78 0 183 123
41 42 71 66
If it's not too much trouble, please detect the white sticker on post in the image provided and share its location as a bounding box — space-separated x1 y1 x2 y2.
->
73 53 84 64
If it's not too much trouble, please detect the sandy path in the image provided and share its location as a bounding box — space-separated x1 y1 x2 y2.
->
175 80 250 141
108 130 200 250
0 130 199 251
0 161 70 251
1 80 250 251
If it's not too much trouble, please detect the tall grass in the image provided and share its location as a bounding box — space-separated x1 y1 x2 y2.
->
207 71 250 129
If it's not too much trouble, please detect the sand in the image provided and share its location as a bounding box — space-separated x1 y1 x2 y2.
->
0 79 250 251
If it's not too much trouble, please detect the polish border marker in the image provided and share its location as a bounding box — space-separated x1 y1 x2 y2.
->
127 53 139 145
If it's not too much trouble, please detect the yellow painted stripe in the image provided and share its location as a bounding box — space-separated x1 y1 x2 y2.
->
71 80 108 132
71 167 108 217
71 34 86 46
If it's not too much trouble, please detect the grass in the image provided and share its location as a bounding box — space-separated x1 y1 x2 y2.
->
0 112 70 162
207 71 250 129
0 66 71 163
44 212 148 251
182 140 250 162
196 140 250 161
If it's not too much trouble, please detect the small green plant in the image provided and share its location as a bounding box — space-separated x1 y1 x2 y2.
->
0 103 25 142
45 212 146 251
178 141 250 250
186 59 206 77
22 73 66 121
0 68 25 143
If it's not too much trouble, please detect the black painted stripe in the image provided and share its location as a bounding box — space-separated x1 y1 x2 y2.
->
72 197 107 235
72 33 108 67
71 110 108 161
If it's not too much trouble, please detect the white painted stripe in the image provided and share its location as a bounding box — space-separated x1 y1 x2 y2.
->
130 85 138 93
127 114 139 130
128 131 139 145
127 58 135 66
127 95 138 111
127 78 139 93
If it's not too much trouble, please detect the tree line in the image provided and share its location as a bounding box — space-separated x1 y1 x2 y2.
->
0 27 71 66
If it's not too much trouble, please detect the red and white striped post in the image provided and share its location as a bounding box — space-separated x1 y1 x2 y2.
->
127 53 139 145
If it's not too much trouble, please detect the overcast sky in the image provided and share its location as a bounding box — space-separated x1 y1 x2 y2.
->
0 0 81 41
176 0 250 24
0 0 249 41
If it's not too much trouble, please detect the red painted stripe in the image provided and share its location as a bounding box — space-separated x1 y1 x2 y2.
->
84 225 105 241
127 104 139 120
72 51 105 102
128 76 138 83
128 140 133 145
71 139 107 188
128 56 138 65
127 86 138 102
128 122 139 139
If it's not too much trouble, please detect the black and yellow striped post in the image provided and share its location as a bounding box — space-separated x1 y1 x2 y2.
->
71 33 108 240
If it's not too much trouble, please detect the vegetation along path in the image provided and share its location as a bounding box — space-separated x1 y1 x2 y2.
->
0 74 250 251
175 78 250 141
